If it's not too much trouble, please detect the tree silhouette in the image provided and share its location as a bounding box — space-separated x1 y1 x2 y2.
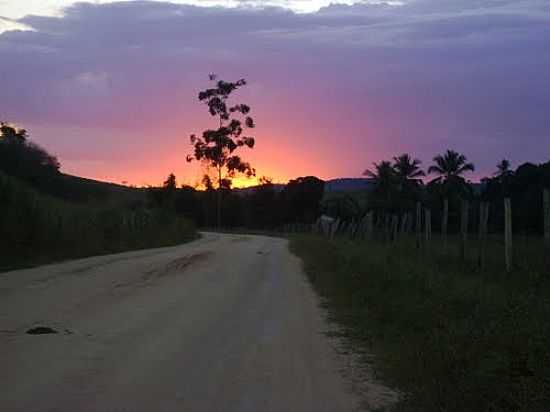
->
163 173 177 192
201 174 215 191
428 150 475 198
393 154 425 182
495 159 512 178
428 150 475 230
281 176 325 223
187 75 256 227
0 122 60 190
148 173 178 209
0 122 28 143
494 159 513 196
392 153 425 209
364 160 397 209
364 161 396 191
428 150 475 184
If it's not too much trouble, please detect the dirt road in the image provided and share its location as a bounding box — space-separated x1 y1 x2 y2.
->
0 233 389 411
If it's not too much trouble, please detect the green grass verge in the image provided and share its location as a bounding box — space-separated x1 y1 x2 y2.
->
290 234 550 411
0 173 198 271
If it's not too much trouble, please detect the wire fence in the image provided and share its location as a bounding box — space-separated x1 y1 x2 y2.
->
283 188 550 273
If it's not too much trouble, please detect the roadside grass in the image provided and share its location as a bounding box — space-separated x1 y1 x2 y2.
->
290 234 550 411
0 173 198 271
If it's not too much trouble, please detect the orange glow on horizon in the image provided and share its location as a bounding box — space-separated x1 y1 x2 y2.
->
36 109 343 190
230 175 261 189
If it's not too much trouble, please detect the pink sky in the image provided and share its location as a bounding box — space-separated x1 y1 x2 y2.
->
2 1 549 187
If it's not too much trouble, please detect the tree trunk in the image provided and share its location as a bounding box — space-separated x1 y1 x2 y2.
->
416 202 422 249
367 212 374 241
400 213 408 235
217 167 222 229
442 198 449 255
425 208 432 251
478 202 489 268
460 199 469 261
392 214 399 243
384 214 391 242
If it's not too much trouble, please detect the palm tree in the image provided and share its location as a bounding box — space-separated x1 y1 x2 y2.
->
364 161 396 209
495 159 512 178
391 153 425 212
364 161 395 189
428 150 475 185
428 150 475 253
494 159 513 195
393 153 425 182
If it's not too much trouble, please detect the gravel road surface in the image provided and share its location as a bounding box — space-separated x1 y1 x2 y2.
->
0 233 391 411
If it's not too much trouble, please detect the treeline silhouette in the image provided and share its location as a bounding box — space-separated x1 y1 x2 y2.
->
292 154 550 411
0 123 196 269
3 118 549 268
326 150 550 236
147 175 325 230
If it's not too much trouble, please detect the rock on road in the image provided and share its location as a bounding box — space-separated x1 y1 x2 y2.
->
0 233 373 412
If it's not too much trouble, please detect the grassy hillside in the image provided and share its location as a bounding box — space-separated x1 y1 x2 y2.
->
0 173 197 271
47 173 148 206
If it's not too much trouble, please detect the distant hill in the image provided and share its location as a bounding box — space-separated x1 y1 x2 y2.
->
232 178 376 196
53 173 147 206
56 175 483 201
60 173 145 196
232 183 286 196
324 178 376 193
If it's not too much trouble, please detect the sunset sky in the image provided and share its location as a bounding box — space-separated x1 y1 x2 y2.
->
1 0 549 187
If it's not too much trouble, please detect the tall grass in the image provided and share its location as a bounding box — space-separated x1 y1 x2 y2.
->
0 173 197 270
290 234 550 411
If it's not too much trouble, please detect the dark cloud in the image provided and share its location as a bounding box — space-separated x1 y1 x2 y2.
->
0 0 549 182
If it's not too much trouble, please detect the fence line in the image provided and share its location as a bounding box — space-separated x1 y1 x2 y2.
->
284 188 550 272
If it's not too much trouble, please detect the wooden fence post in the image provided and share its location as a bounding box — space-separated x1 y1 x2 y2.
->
383 214 390 242
400 213 408 235
330 220 336 240
416 202 422 249
425 208 432 252
392 215 399 242
339 221 346 237
460 199 469 261
442 198 449 255
478 202 489 268
367 212 374 241
349 218 355 239
337 219 342 236
544 189 550 271
504 198 513 272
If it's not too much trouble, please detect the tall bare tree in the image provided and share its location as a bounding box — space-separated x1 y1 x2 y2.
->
187 75 256 227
